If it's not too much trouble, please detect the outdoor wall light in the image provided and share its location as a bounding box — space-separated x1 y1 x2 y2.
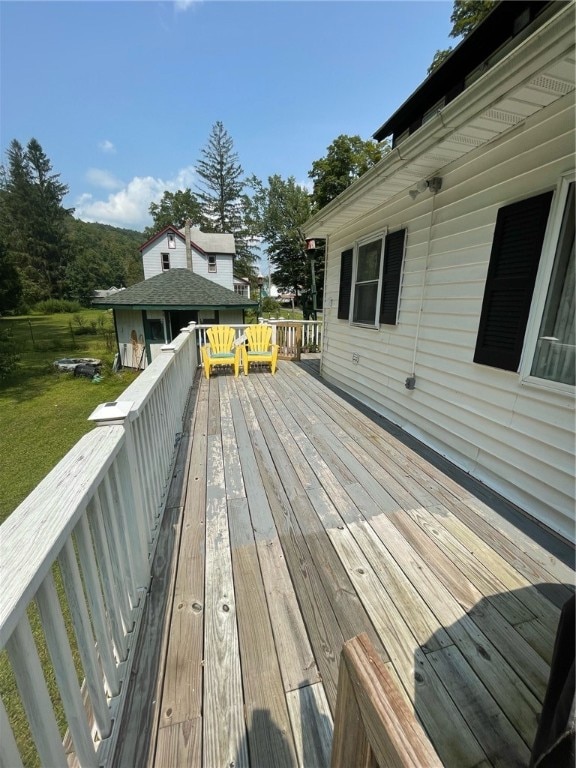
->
409 176 443 199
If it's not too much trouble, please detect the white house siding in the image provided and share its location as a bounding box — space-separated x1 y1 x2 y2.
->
142 237 235 290
321 91 575 542
142 238 188 279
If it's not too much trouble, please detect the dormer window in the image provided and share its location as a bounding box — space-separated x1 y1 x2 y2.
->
208 254 217 273
161 253 170 271
168 233 176 249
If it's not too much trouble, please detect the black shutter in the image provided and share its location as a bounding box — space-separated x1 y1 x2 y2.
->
338 248 353 320
474 191 553 371
380 229 406 325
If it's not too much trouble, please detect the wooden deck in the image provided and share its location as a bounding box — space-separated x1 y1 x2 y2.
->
116 357 575 768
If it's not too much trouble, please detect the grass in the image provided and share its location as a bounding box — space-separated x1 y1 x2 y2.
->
0 309 140 766
0 310 138 523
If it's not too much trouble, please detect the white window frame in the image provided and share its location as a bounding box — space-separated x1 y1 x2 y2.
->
168 233 176 249
349 231 387 329
208 254 217 273
161 252 170 271
520 171 575 393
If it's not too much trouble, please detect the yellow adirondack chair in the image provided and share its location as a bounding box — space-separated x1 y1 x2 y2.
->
201 325 240 378
242 324 279 375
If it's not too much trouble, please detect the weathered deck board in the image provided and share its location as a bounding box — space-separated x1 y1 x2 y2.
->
227 496 297 767
157 381 208 733
128 359 576 768
203 433 247 767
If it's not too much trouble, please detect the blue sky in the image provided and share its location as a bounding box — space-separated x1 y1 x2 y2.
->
1 1 453 231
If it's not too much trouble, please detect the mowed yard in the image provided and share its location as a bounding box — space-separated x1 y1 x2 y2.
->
0 309 139 524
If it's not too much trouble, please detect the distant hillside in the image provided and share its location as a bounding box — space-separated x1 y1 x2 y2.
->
66 219 145 304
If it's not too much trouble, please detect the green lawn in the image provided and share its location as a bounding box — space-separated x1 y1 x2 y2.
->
0 310 140 767
0 310 138 523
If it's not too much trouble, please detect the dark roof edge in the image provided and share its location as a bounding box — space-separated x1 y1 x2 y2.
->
139 224 185 251
92 301 257 310
373 0 557 142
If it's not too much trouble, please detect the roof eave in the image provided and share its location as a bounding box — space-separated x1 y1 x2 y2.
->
303 2 574 239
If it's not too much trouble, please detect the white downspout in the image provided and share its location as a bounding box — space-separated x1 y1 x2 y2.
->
408 189 438 389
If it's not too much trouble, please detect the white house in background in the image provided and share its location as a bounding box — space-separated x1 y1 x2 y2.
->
93 224 257 368
304 0 575 542
140 224 237 290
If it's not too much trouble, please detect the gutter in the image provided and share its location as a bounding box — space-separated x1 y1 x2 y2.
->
303 1 574 237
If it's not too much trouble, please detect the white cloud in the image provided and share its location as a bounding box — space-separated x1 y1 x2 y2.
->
86 168 123 190
174 0 198 12
98 140 116 154
74 165 197 231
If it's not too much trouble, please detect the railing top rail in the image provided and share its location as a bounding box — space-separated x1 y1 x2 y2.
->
116 326 195 414
0 426 125 647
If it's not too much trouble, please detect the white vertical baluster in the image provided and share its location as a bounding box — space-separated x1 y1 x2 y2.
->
36 571 98 768
75 514 120 696
0 695 24 768
100 478 136 621
90 494 129 660
109 460 143 595
59 537 112 738
116 434 150 587
133 416 154 539
6 615 68 767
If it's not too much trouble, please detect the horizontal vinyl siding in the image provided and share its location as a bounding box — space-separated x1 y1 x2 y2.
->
191 252 235 291
143 242 188 279
322 91 575 541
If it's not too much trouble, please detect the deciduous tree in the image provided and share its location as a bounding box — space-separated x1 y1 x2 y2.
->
245 174 318 300
309 134 388 210
428 0 495 73
144 188 204 239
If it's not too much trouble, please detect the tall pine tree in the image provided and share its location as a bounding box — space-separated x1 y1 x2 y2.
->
195 121 256 279
0 138 73 304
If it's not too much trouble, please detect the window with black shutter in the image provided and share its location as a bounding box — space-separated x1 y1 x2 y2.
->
474 191 553 371
338 248 353 320
380 229 406 325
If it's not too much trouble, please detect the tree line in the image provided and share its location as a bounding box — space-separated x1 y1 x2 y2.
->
0 128 388 315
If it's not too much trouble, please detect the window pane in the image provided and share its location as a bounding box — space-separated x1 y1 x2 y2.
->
353 282 378 324
530 183 575 385
357 239 382 282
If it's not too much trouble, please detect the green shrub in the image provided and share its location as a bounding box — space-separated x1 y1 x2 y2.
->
33 299 83 315
261 297 281 314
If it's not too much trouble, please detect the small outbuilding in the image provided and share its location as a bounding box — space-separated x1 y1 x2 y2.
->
93 268 257 369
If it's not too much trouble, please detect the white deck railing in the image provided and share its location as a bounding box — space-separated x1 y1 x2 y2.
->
0 319 322 767
0 324 198 768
